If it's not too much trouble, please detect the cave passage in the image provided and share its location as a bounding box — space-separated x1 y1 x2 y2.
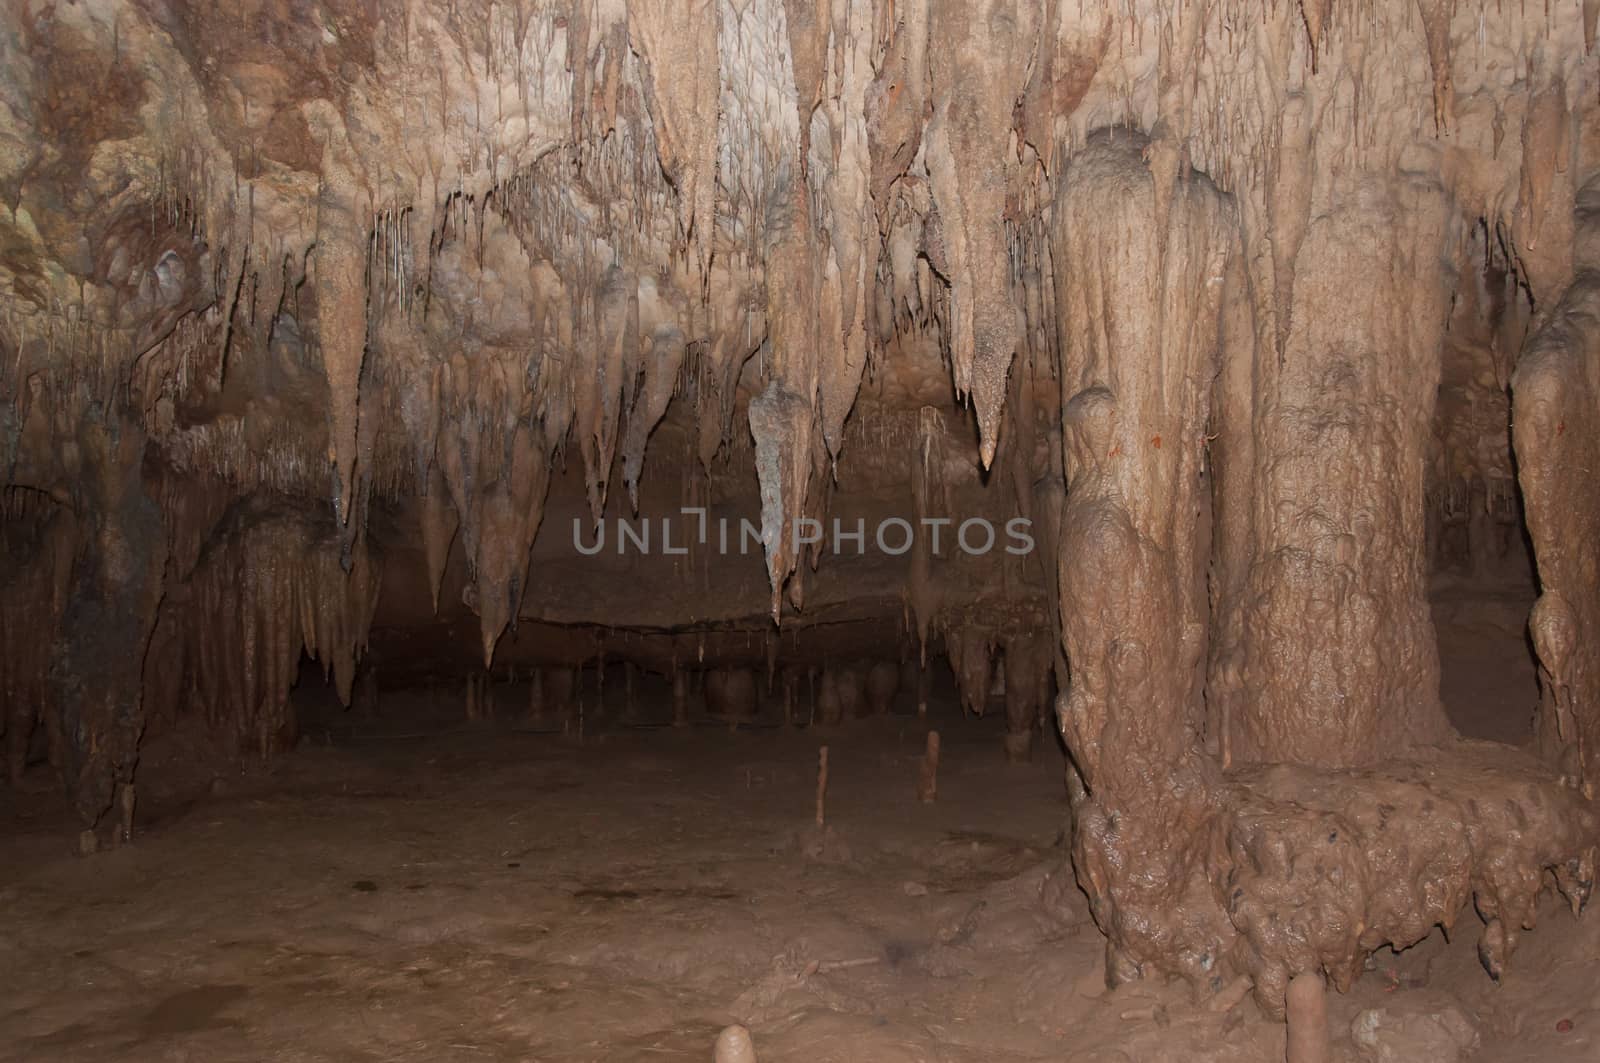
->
4 2 1600 1061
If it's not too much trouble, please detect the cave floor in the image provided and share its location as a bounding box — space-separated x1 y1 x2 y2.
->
2 685 1598 1062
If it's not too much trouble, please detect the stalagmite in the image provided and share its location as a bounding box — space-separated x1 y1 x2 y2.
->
355 664 380 719
528 669 546 727
815 745 828 827
865 661 899 716
705 667 757 726
917 731 939 804
833 666 863 720
1284 972 1330 1063
817 670 842 727
672 667 690 728
1003 633 1049 762
713 1024 757 1063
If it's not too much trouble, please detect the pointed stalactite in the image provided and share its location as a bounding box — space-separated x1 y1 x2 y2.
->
943 627 992 718
306 102 372 527
815 0 875 460
162 509 382 759
471 421 553 665
1414 0 1455 134
575 266 637 523
567 0 595 140
924 0 1034 468
749 173 823 621
782 0 828 162
1146 0 1206 238
907 405 946 661
386 325 440 490
749 383 814 623
622 326 687 510
420 462 459 614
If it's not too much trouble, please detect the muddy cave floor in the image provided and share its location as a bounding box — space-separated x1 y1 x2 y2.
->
2 596 1597 1062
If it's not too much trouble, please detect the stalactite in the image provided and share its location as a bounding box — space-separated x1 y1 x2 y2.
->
748 172 822 619
924 0 1036 468
306 102 374 527
1414 0 1455 134
575 265 638 522
2 0 1599 1026
813 0 874 461
469 421 554 663
943 626 991 718
864 0 927 218
155 507 381 759
420 462 460 614
622 325 687 511
626 0 721 285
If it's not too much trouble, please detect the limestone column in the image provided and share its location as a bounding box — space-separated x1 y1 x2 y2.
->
1051 131 1237 985
50 417 168 848
1210 176 1454 769
1514 175 1600 794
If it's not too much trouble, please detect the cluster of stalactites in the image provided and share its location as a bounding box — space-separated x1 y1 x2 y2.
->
142 509 381 759
4 0 1595 677
0 489 78 785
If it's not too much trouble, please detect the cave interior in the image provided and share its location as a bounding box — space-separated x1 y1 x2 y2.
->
4 1 1600 1060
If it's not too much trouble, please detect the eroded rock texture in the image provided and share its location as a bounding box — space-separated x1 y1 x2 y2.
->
1212 176 1454 770
1516 175 1600 795
1 0 1598 1025
1052 130 1237 990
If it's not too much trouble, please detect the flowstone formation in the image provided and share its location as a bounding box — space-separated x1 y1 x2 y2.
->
2 0 1599 1023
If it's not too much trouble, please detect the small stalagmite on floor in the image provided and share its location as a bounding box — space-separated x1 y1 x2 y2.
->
917 731 940 804
713 1024 757 1063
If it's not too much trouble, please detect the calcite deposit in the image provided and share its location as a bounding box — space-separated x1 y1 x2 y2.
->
3 0 1599 1046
